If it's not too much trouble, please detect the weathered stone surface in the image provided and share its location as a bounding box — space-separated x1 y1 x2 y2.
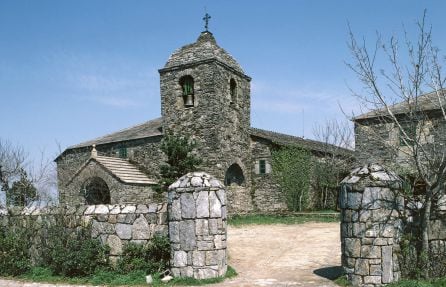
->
107 235 122 255
192 250 205 266
181 193 196 219
347 192 362 210
196 268 218 279
196 219 209 236
116 223 132 239
345 238 361 257
121 205 136 214
382 246 393 283
136 204 149 213
216 189 225 206
91 221 115 237
191 176 203 187
196 191 209 218
209 191 221 218
94 204 109 214
364 275 381 284
173 250 187 267
361 245 381 259
132 215 151 240
355 258 369 276
179 220 196 251
362 187 381 209
170 199 181 221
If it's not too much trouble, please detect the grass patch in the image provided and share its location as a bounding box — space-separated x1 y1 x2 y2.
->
228 213 339 226
163 266 237 286
333 274 350 286
13 266 237 286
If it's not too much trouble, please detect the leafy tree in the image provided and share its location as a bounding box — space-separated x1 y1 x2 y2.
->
272 146 312 211
157 134 202 192
6 168 37 206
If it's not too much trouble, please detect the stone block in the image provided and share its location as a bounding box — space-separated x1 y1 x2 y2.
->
361 245 381 259
191 176 203 187
196 268 218 279
169 221 180 243
216 189 226 206
170 199 182 221
180 266 194 277
364 275 381 284
121 205 136 214
116 223 132 239
382 246 393 283
94 205 109 214
362 187 381 209
347 192 362 210
369 264 382 276
136 204 149 213
196 219 209 236
107 235 122 255
197 240 214 251
181 193 196 219
179 220 196 251
192 250 205 266
355 258 369 275
91 221 115 237
209 191 222 218
173 250 187 267
132 215 151 240
214 234 226 249
345 238 361 257
196 191 210 218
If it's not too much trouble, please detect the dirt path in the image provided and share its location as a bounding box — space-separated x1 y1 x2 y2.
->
0 222 341 287
216 222 342 287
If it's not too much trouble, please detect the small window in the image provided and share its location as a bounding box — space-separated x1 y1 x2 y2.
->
118 147 127 158
399 123 416 146
259 159 266 174
230 79 237 103
180 76 194 107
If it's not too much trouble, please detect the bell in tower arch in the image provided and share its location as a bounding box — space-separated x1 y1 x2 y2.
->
184 94 194 107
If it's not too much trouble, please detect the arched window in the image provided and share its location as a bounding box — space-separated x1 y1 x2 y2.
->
179 76 194 107
230 78 237 104
83 177 110 205
224 163 245 186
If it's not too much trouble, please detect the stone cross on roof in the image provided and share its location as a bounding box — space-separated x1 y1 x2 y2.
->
203 12 211 31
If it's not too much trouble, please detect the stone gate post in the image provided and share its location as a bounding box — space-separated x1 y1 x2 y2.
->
340 164 404 286
168 172 227 279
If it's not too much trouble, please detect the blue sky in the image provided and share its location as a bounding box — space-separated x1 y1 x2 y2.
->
1 0 446 166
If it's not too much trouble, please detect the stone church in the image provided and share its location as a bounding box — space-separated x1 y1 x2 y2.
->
56 30 351 213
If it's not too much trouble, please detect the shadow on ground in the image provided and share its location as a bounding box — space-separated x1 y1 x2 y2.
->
313 266 344 280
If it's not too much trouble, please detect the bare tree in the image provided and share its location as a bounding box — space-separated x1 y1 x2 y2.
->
347 11 446 277
312 119 355 209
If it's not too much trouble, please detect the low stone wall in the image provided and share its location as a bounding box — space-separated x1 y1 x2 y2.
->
0 203 168 263
168 172 228 279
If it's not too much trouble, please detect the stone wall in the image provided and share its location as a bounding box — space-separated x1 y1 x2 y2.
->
168 172 227 279
0 203 168 264
340 164 404 286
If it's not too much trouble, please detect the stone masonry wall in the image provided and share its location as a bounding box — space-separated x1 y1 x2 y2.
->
340 164 404 286
168 172 227 279
0 203 168 264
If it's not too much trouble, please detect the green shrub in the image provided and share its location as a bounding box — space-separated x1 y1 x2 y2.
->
0 227 32 276
39 223 109 277
117 235 170 274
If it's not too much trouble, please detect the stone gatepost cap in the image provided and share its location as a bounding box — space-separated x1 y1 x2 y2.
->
341 163 401 185
168 171 223 190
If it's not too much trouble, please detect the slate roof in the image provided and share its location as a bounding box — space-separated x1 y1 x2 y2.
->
94 156 156 184
68 155 156 185
161 31 245 75
69 117 163 149
354 89 446 121
61 117 352 159
250 127 354 157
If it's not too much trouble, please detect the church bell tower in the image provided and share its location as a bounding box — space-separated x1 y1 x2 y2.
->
158 24 252 185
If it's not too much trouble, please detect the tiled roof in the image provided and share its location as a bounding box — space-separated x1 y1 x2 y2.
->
94 156 156 185
69 117 163 149
353 89 446 120
250 127 354 157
